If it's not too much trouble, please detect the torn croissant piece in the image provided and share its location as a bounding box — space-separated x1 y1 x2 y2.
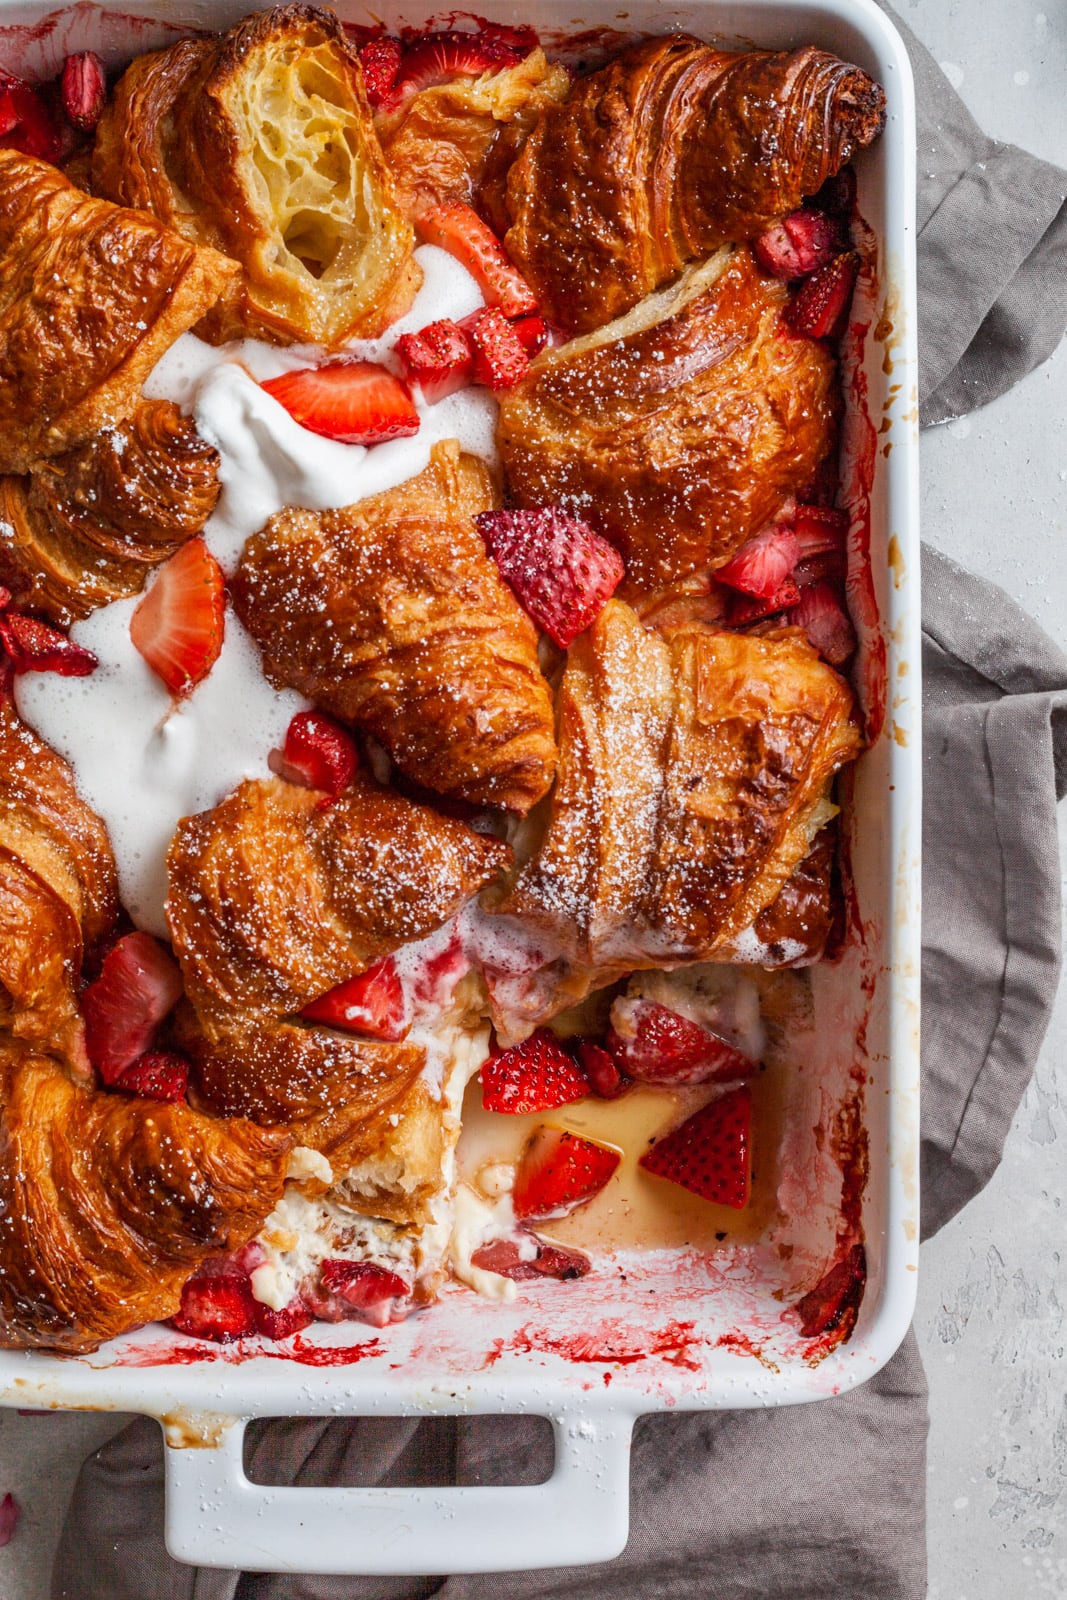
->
0 1045 291 1352
92 4 420 346
489 600 860 1034
716 822 840 967
232 441 558 815
0 149 239 474
377 49 570 223
504 34 885 334
497 247 839 597
0 400 221 627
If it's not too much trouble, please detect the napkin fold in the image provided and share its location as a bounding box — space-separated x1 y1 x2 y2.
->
50 5 1067 1598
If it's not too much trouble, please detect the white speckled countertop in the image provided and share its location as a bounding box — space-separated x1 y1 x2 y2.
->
1 3 1065 1596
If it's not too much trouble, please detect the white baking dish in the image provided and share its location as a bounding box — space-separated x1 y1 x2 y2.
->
0 0 921 1575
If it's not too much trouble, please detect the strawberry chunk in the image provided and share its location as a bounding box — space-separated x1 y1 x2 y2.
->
114 1050 189 1103
0 612 98 677
395 317 473 403
129 537 225 696
512 1126 620 1221
81 931 184 1084
0 72 64 162
268 709 357 796
475 506 625 649
470 1236 591 1281
788 581 857 666
417 202 537 318
300 957 408 1041
261 361 419 446
511 313 550 357
253 1295 315 1341
725 577 801 627
753 207 840 280
481 1028 589 1114
459 306 529 390
319 1260 410 1328
607 999 755 1086
358 36 403 108
639 1086 752 1208
394 26 535 99
60 51 106 133
793 1242 867 1338
793 503 849 558
786 252 860 340
173 1274 257 1343
574 1038 631 1099
714 524 800 600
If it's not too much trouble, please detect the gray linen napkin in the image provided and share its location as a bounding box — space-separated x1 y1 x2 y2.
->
50 7 1067 1598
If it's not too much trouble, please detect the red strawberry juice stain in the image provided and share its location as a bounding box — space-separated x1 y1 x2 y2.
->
488 1318 703 1372
712 1331 779 1373
111 1334 386 1368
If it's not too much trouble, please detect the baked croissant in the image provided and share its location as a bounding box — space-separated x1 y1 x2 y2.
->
92 4 420 346
497 247 838 596
504 34 885 334
0 400 220 627
232 441 558 815
716 822 839 966
0 149 238 475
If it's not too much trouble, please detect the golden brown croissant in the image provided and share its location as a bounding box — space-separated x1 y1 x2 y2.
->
716 822 839 966
0 149 238 475
504 35 885 334
497 247 838 596
92 4 420 346
232 441 558 815
0 1045 290 1352
0 400 220 627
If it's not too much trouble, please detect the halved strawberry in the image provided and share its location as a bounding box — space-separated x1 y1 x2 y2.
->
607 999 755 1086
358 35 403 108
753 207 840 280
81 931 184 1084
459 306 529 390
395 317 473 403
0 612 98 677
60 51 106 133
786 252 860 340
725 576 801 627
574 1038 630 1100
511 313 550 357
129 537 225 696
268 709 357 796
253 1295 315 1341
475 506 625 649
481 1028 589 1114
793 1242 866 1338
416 202 537 318
639 1086 752 1208
512 1127 620 1221
470 1236 590 1281
787 581 857 666
300 957 408 1041
172 1274 257 1343
114 1050 189 1103
0 73 64 162
261 361 419 446
714 524 800 600
319 1260 410 1328
393 25 534 99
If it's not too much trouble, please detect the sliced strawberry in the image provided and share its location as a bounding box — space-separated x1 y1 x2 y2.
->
470 1236 591 1281
261 361 419 447
268 709 357 796
395 317 473 403
512 1126 620 1221
394 25 534 99
81 931 184 1084
811 164 857 219
416 202 537 318
358 36 403 108
300 957 408 1041
114 1050 189 1103
793 1242 866 1338
481 1028 589 1114
60 51 106 133
0 75 64 162
753 207 840 280
475 506 625 649
793 503 849 558
639 1086 752 1208
714 524 800 600
725 576 801 627
607 999 755 1086
319 1260 410 1328
172 1274 257 1343
129 537 225 696
511 313 550 357
459 306 529 390
0 612 98 677
786 252 860 340
787 581 857 666
574 1038 631 1099
253 1295 315 1341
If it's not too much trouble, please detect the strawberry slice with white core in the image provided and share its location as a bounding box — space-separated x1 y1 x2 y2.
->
639 1086 753 1209
173 1274 257 1343
395 318 473 403
392 25 536 99
788 582 857 666
481 1028 590 1114
269 709 357 796
261 361 419 446
129 537 225 696
607 998 755 1086
61 51 106 133
786 251 860 340
0 611 98 677
417 202 537 318
114 1050 190 1103
475 506 625 649
714 523 800 600
470 1236 591 1280
300 956 408 1040
81 931 184 1084
319 1260 410 1328
753 207 840 280
459 306 529 390
512 1126 620 1221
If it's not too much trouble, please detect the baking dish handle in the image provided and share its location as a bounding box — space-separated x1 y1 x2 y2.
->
163 1405 635 1574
